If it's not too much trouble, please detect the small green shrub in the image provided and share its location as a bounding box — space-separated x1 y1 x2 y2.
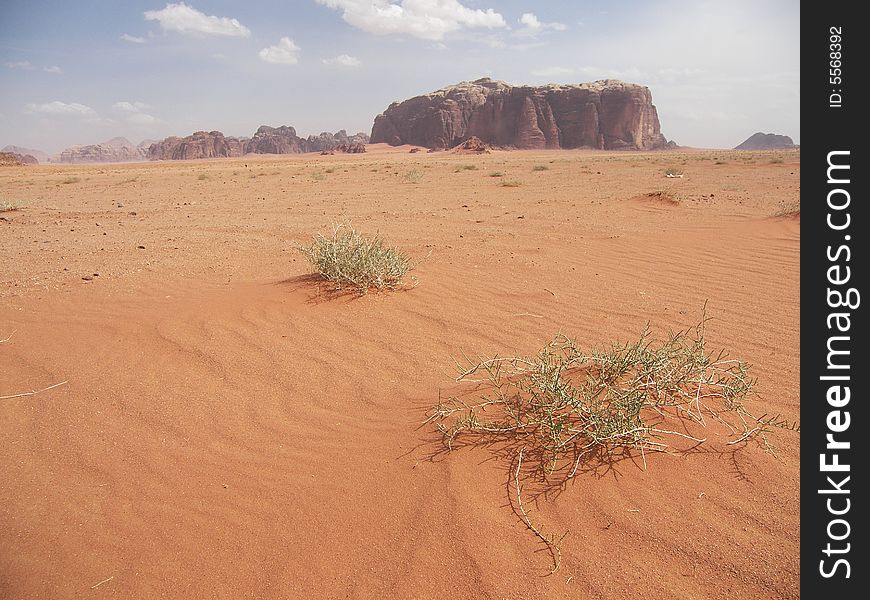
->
299 224 413 294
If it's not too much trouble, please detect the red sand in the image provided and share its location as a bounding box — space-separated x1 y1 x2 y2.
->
1 148 800 598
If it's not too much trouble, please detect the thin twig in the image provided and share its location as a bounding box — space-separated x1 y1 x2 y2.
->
0 380 68 400
0 330 15 344
90 576 114 589
515 448 565 574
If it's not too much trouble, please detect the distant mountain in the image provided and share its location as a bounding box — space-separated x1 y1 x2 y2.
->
2 145 48 163
58 137 147 163
147 126 369 160
734 132 797 150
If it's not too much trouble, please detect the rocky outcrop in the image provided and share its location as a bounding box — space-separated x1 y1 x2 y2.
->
0 152 38 165
734 132 797 150
452 136 490 154
371 78 669 150
148 131 246 160
2 145 48 163
304 130 369 153
245 126 307 154
1 152 37 166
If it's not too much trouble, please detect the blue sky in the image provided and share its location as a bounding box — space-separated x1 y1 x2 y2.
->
1 1 800 154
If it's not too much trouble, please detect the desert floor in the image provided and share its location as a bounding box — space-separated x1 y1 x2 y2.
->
1 146 800 599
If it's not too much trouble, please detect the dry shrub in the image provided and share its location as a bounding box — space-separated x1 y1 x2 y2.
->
298 224 413 294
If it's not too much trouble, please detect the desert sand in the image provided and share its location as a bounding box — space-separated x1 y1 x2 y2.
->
1 146 800 598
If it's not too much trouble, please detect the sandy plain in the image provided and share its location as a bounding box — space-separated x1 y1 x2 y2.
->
1 145 800 598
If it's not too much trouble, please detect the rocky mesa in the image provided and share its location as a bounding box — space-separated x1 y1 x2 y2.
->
370 78 670 150
147 131 246 161
734 132 798 150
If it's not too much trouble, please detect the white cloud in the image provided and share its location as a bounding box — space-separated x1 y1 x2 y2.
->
25 101 97 117
518 12 566 34
113 101 150 113
112 101 159 124
127 113 159 125
4 60 33 70
121 33 146 43
322 54 361 67
531 66 575 78
43 66 62 74
144 2 251 37
316 0 506 41
259 37 301 65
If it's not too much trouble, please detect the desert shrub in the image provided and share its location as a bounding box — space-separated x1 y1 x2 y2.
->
663 167 683 177
454 164 478 172
488 171 505 177
402 169 423 184
298 224 413 293
1 200 22 212
769 157 784 164
532 165 549 171
428 313 797 571
500 180 523 187
197 173 209 180
61 176 80 184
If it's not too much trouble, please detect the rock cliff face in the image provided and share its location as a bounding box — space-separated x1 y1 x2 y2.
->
370 78 669 150
734 132 797 150
58 137 146 163
148 131 246 160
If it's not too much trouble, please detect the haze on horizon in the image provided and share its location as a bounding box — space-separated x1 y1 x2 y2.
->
1 0 799 155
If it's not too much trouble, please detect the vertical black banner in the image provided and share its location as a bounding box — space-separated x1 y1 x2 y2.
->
803 3 867 596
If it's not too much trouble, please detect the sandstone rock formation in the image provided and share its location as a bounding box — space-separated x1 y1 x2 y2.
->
371 78 670 150
0 152 38 166
304 130 369 153
148 131 246 160
245 126 308 154
2 145 48 163
146 127 369 160
58 137 147 163
734 132 797 150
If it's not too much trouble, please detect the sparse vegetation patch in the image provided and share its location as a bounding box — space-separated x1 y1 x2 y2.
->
1 200 22 212
428 312 798 572
299 224 413 294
